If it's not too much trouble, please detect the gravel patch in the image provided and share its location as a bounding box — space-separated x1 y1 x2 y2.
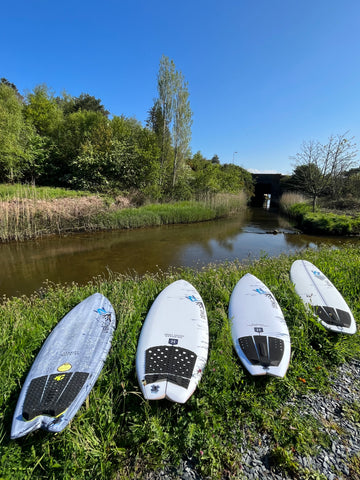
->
146 360 360 479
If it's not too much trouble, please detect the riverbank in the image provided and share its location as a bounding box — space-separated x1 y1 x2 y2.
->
279 194 360 236
1 245 360 479
0 184 247 242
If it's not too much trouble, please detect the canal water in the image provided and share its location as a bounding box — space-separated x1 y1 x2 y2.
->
0 208 358 299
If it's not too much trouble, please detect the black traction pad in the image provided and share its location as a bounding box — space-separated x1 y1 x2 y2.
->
145 345 197 389
22 372 89 421
314 306 351 328
238 335 284 367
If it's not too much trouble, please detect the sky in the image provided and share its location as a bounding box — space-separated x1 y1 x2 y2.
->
2 0 360 174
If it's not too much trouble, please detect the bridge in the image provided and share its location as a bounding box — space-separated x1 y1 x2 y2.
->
250 173 283 207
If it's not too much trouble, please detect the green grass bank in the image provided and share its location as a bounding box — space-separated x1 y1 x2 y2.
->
0 184 247 242
279 193 360 236
1 245 360 479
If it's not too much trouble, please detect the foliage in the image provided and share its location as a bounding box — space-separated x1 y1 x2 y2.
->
1 246 360 479
0 83 35 183
0 71 251 202
188 151 254 199
286 202 360 235
24 84 63 137
60 92 110 117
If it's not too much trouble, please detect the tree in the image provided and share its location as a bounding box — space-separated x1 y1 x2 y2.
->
291 133 358 211
156 55 176 184
62 93 110 117
24 84 63 137
154 55 193 193
53 110 110 186
0 78 23 101
171 71 192 187
0 83 29 182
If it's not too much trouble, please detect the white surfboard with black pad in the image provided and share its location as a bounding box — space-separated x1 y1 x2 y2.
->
290 259 356 334
136 280 209 403
228 273 291 377
11 293 116 439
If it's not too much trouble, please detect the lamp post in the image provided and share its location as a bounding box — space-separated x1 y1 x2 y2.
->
233 151 238 163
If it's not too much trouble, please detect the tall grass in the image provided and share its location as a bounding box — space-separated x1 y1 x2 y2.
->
1 246 360 479
279 192 308 213
0 187 248 242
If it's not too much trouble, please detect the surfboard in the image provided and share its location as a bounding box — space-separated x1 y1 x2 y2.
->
228 273 291 377
11 293 116 439
136 280 209 403
290 259 356 334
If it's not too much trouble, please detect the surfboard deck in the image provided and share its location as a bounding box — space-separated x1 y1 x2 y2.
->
136 280 209 403
290 259 356 334
229 273 291 377
11 293 116 439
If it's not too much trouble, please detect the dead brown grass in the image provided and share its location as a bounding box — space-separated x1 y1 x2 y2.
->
0 196 120 241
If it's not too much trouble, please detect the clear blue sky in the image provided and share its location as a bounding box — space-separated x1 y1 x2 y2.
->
2 0 360 174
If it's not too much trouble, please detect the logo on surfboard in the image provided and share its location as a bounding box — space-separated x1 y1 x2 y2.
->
95 307 112 332
254 289 277 308
187 295 198 302
311 270 325 280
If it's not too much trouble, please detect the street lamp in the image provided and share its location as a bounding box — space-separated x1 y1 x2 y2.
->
233 151 238 163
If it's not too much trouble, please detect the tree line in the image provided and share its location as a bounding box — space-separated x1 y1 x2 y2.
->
0 56 253 201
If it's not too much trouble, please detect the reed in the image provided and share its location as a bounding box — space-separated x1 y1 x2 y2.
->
1 245 360 479
0 189 248 242
279 192 308 213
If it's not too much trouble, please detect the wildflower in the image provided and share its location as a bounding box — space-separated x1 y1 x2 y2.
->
298 377 306 383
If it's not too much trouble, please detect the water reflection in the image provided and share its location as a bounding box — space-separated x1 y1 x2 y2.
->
0 208 358 298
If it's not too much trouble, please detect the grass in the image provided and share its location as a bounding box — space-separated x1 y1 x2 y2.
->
1 245 360 479
0 185 247 242
279 193 360 235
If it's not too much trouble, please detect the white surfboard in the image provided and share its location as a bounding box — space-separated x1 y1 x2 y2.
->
136 280 209 403
290 259 356 334
228 273 291 377
11 293 116 439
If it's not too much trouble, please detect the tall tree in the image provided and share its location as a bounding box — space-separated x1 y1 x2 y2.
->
155 56 177 188
155 55 192 192
171 71 192 187
291 133 358 210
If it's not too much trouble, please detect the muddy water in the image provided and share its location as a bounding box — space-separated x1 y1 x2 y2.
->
0 208 358 298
